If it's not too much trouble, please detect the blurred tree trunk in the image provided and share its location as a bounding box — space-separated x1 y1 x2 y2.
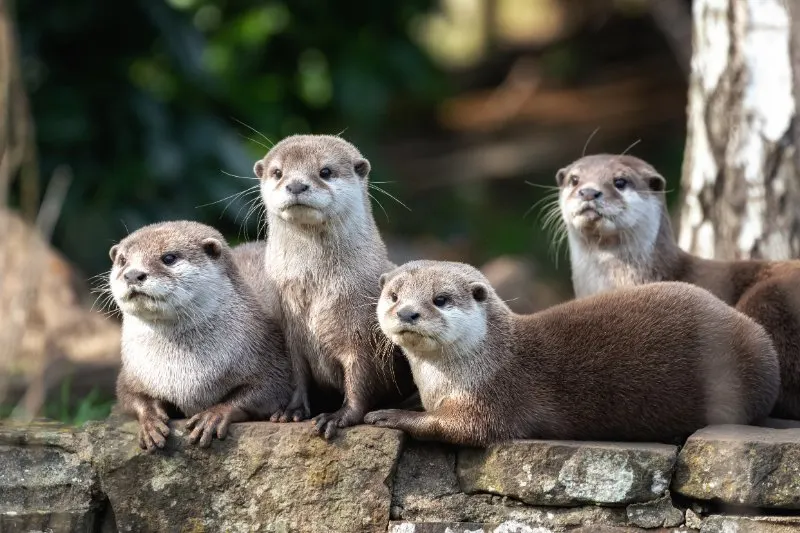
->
678 0 800 261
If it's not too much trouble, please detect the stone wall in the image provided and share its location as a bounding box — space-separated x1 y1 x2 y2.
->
2 417 800 533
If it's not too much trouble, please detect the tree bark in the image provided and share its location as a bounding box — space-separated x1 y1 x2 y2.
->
678 0 800 261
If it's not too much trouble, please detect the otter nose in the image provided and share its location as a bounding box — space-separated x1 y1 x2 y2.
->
286 181 309 195
579 187 602 200
396 307 420 324
124 269 147 284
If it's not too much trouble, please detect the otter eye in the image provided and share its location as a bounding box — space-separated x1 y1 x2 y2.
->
161 253 178 266
118 255 127 267
432 295 449 307
390 292 398 303
569 175 579 187
273 169 282 179
319 167 332 179
613 178 628 190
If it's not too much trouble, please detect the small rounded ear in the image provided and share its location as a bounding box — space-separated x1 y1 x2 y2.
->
556 168 567 187
470 282 488 303
647 174 666 192
201 238 223 259
379 273 388 290
254 160 266 179
354 158 371 179
109 245 119 262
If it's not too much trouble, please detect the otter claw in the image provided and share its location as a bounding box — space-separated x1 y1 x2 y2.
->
138 414 170 452
186 407 236 448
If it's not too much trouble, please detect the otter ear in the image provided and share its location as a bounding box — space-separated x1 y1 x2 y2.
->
354 158 371 179
647 173 666 192
470 282 488 303
201 238 223 259
379 273 388 290
556 167 567 187
109 245 119 263
254 160 265 179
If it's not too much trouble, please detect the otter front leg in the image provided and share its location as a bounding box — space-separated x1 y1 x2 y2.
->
312 355 372 440
117 375 171 452
271 352 312 423
364 408 490 447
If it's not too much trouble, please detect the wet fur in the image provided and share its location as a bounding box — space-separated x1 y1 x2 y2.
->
111 221 292 449
365 261 780 446
254 135 415 437
557 154 800 420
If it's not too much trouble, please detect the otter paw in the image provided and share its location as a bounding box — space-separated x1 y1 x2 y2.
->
270 405 310 423
138 414 170 452
312 409 363 440
364 409 407 429
185 406 235 448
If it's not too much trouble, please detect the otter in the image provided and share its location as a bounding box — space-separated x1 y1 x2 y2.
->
253 134 415 438
110 221 292 451
363 260 780 447
555 154 800 420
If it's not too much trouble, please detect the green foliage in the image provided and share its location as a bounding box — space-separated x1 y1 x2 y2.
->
15 0 446 277
42 378 115 426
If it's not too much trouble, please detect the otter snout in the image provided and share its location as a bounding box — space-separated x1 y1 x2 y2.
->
124 268 148 285
286 181 309 195
578 187 602 200
396 307 421 324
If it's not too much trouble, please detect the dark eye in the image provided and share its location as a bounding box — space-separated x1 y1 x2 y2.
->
432 295 449 307
390 292 398 303
161 253 177 266
319 167 332 179
118 255 127 267
613 178 628 190
569 175 579 187
273 169 282 179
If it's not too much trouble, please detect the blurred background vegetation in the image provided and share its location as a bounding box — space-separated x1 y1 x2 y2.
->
2 0 691 423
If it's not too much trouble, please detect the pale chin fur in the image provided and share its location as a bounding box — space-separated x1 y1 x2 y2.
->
561 188 658 236
377 296 488 359
562 189 663 298
261 177 365 227
111 258 231 324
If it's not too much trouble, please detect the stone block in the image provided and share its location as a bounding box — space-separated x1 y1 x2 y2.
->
699 515 800 532
0 420 100 533
392 441 629 528
92 419 404 533
457 440 678 506
673 425 800 509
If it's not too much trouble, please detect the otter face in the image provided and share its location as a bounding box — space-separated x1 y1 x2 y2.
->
377 261 490 356
556 154 666 238
109 221 229 322
254 135 371 227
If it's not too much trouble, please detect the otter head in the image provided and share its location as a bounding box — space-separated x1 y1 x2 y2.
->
556 154 666 240
377 260 494 356
254 134 371 227
109 221 231 322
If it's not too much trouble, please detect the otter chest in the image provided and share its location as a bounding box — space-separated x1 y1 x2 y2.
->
570 248 652 298
122 329 235 416
409 358 463 411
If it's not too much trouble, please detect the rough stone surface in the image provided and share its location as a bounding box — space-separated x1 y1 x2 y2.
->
0 419 101 532
91 419 404 533
673 425 800 509
626 492 683 528
684 510 703 530
699 515 800 533
457 440 678 506
392 442 628 527
388 523 696 533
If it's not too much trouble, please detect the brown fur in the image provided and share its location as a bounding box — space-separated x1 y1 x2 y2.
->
365 261 781 446
557 154 800 419
111 221 292 450
254 135 415 438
